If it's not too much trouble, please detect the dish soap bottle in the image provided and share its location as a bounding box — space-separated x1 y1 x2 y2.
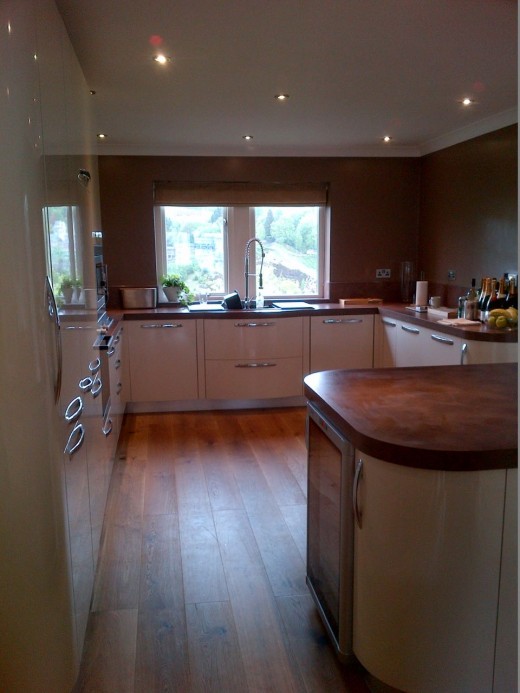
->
255 289 264 309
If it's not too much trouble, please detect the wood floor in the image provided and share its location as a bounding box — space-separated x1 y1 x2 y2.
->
74 407 370 693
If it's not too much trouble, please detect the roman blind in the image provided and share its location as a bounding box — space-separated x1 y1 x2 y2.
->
153 181 328 205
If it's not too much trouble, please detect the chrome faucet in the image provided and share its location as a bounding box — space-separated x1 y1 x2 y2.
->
244 237 265 307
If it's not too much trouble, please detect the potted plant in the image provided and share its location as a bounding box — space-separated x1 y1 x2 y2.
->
72 277 82 303
160 274 189 303
59 276 75 303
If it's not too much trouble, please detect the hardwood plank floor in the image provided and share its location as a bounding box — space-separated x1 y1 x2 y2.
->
75 408 370 693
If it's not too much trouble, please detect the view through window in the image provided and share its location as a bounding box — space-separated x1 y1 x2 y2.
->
155 205 324 299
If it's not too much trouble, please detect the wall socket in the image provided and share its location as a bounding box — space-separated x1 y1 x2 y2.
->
447 270 456 280
376 268 391 278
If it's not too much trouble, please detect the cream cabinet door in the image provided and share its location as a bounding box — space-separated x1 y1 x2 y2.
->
204 316 303 359
353 453 507 693
395 321 463 367
374 315 399 367
126 319 198 401
310 314 374 373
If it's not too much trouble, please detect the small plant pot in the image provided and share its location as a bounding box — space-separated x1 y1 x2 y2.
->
62 287 74 303
163 286 182 303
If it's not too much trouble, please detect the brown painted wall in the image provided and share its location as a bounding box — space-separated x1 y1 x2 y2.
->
98 125 517 308
419 125 517 305
98 155 420 305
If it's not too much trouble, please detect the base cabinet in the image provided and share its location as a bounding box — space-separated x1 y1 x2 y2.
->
126 319 199 402
204 316 304 399
353 453 516 693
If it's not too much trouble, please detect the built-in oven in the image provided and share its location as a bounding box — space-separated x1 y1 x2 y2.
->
306 401 355 661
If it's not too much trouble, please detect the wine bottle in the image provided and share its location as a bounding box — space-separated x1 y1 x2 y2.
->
483 278 499 320
478 277 490 321
505 277 517 309
496 277 507 308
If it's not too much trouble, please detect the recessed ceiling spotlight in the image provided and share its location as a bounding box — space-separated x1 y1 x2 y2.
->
96 133 107 139
153 54 171 65
90 90 96 95
462 98 474 106
275 94 289 100
383 135 392 143
242 135 253 140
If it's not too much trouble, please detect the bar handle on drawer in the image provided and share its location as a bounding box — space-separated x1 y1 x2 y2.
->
79 376 93 392
431 334 454 345
382 318 397 327
234 321 275 328
89 357 101 373
91 375 102 398
235 362 276 368
140 323 183 328
353 458 363 529
64 422 85 456
401 325 420 334
102 418 113 437
323 318 363 324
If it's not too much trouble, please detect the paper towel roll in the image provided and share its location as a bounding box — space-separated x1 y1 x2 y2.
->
415 280 428 306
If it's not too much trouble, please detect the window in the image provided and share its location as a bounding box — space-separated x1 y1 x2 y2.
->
43 205 83 296
154 198 327 300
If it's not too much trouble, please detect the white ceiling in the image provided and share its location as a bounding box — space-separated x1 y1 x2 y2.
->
55 0 517 157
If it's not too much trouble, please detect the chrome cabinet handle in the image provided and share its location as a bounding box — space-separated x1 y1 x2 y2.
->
353 458 364 529
102 418 113 437
140 323 182 328
107 346 116 357
89 357 101 374
401 325 420 334
381 318 397 327
91 375 102 398
234 321 275 328
235 362 276 368
64 422 84 456
461 342 468 365
322 318 363 324
65 396 83 423
79 376 93 392
431 334 454 345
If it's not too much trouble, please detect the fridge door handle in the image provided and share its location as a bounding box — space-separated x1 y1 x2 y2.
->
46 276 62 404
64 422 85 456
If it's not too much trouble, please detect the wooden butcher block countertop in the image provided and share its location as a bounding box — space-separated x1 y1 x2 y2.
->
304 363 518 471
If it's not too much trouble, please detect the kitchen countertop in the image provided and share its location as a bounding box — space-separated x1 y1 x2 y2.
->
107 301 517 342
304 362 518 471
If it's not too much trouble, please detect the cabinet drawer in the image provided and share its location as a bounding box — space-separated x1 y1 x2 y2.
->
310 314 374 372
204 317 303 359
205 357 303 399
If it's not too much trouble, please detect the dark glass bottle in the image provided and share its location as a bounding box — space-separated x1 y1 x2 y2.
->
478 277 490 321
505 277 517 309
483 278 499 320
463 278 478 320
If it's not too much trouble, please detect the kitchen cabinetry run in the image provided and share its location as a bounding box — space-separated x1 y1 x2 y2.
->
126 319 198 402
204 316 305 399
107 324 128 446
375 314 517 368
310 314 374 372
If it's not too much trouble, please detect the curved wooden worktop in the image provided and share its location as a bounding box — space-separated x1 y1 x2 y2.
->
304 363 518 471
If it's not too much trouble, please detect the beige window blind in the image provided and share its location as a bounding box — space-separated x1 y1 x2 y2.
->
153 181 328 206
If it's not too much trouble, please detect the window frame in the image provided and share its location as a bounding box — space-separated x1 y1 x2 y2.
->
154 203 327 300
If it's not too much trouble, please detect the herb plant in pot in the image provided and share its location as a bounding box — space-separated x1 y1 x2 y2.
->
161 274 189 303
59 276 75 304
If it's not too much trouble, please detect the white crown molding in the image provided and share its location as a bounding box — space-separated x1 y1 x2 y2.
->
419 108 518 156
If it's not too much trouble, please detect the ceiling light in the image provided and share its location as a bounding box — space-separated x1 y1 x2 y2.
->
462 98 474 106
275 94 289 100
96 133 107 139
242 135 253 140
383 135 392 143
153 54 171 65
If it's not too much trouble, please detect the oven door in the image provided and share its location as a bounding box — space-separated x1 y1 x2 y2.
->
306 401 355 661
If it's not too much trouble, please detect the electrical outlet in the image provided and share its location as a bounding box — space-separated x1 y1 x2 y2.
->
448 270 456 280
376 268 391 279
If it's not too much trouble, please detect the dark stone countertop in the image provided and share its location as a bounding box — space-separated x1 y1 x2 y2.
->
304 362 518 471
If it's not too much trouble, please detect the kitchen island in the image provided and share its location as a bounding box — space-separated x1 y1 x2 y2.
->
304 363 517 693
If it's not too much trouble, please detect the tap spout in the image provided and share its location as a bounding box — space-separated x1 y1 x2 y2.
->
244 237 265 307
